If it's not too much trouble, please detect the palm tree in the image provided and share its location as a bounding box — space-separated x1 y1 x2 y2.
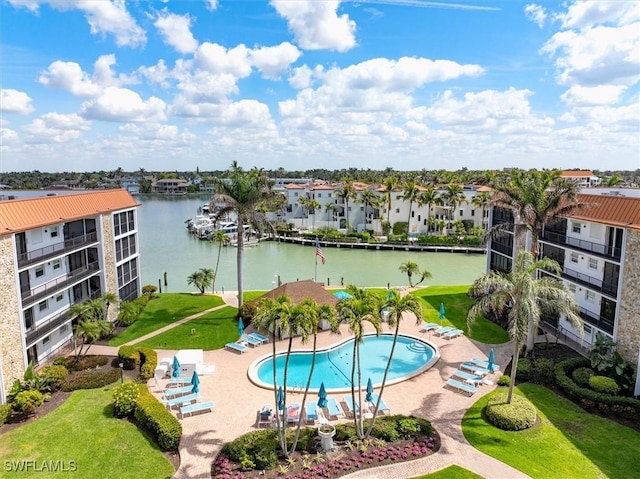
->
324 202 338 229
210 230 230 293
442 183 466 223
382 176 398 227
365 289 423 437
116 300 142 327
69 299 113 359
401 180 421 240
418 185 441 233
467 251 582 403
187 268 213 293
211 161 278 309
490 169 585 353
358 189 378 231
398 261 432 288
337 178 356 232
307 198 321 231
471 191 492 230
336 286 382 438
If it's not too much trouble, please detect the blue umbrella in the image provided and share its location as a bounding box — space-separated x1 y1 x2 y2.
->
237 317 245 337
365 378 373 402
488 348 495 372
172 356 180 378
276 386 284 411
191 371 200 394
439 302 445 319
317 382 327 408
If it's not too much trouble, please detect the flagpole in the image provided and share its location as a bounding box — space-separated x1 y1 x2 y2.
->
314 237 318 282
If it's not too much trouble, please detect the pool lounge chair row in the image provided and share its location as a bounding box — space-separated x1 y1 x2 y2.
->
225 332 270 354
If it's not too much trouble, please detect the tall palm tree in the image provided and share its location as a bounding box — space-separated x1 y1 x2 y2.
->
336 286 382 438
324 202 338 229
442 183 466 223
398 261 432 288
418 185 441 233
401 180 421 239
365 289 423 437
186 269 212 294
307 198 321 231
382 176 398 227
467 251 582 403
211 161 278 308
69 299 113 359
490 169 585 353
337 178 356 232
359 189 379 231
209 229 230 293
471 190 492 230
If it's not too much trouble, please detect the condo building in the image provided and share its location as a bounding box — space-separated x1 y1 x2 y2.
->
0 190 141 404
487 193 640 369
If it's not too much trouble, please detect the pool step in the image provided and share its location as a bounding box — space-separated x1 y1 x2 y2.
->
406 342 429 353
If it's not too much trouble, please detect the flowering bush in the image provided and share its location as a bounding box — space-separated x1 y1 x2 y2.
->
112 381 140 417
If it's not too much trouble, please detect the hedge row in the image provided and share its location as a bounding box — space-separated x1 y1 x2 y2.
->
61 369 120 391
485 394 537 431
118 346 158 380
134 385 182 451
554 357 640 419
0 404 13 426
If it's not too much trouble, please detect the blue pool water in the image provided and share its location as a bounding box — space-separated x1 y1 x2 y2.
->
250 334 438 392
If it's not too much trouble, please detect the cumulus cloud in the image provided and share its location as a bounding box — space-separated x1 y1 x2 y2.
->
288 65 316 89
1 89 35 114
270 0 357 52
555 0 639 29
119 122 196 144
195 42 253 77
22 113 90 143
560 85 627 106
0 128 20 144
80 87 167 122
250 42 302 79
154 10 198 54
525 4 547 28
204 0 218 11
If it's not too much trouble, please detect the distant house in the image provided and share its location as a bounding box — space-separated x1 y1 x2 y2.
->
152 179 188 194
50 179 82 189
561 170 601 188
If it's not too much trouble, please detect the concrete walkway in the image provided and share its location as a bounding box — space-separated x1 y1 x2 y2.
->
94 291 530 479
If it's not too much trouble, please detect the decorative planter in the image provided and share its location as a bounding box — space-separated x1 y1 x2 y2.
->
318 424 336 451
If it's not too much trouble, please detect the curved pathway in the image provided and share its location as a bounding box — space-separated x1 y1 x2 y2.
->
96 291 530 479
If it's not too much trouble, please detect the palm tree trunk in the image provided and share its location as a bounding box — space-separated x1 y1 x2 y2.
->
351 339 358 435
356 343 364 438
281 335 294 458
237 216 244 309
213 242 222 293
525 237 541 355
508 341 521 404
290 332 317 454
407 201 413 241
271 324 286 454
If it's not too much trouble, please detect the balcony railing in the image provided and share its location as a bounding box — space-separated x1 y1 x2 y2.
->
21 261 100 307
540 230 621 261
17 232 98 268
579 306 614 335
25 311 72 346
561 266 618 297
490 240 513 256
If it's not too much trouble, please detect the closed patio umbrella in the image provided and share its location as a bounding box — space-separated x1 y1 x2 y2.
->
317 382 327 408
172 356 181 378
191 371 200 394
439 303 445 324
276 386 284 411
365 378 373 402
238 317 244 337
488 348 495 372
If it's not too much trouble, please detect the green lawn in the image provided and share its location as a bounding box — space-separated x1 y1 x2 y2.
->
243 290 268 302
462 384 640 478
135 306 239 350
413 465 483 479
0 384 174 479
412 285 508 344
109 293 224 346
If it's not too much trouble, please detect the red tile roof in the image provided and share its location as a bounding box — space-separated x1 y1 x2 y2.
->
566 194 640 230
0 190 139 236
561 170 596 177
253 279 339 306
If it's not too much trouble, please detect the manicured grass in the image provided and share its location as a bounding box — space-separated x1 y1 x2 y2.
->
413 465 483 479
462 384 640 478
135 306 239 350
109 293 224 346
0 384 174 479
243 290 267 302
412 285 508 344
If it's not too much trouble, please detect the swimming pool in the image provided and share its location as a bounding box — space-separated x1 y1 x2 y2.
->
248 333 439 393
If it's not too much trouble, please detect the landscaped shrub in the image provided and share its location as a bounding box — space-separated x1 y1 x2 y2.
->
572 367 594 388
118 345 140 370
134 385 182 451
516 358 532 382
589 376 620 396
498 375 511 386
554 357 640 419
223 429 279 470
52 357 68 368
40 365 69 391
112 381 140 418
142 285 158 297
0 404 13 426
12 390 44 415
532 358 555 385
68 355 109 371
334 422 357 442
485 394 537 431
137 347 157 380
392 222 408 235
61 369 120 391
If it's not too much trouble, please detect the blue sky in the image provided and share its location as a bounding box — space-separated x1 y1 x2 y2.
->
1 0 638 173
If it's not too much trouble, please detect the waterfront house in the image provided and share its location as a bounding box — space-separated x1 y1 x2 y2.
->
0 190 141 404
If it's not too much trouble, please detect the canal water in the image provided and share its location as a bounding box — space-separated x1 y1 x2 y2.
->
137 195 487 293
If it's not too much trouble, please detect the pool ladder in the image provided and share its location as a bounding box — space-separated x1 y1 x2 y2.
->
406 342 429 353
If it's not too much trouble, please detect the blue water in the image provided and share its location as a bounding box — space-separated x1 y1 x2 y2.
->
253 334 435 391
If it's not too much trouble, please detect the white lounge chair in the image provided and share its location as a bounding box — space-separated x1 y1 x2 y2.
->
180 401 214 418
460 362 490 376
305 401 318 423
286 403 301 424
165 392 199 409
434 326 454 336
420 322 439 332
471 358 500 372
248 332 269 343
167 376 192 386
443 329 464 340
451 369 483 386
225 342 247 354
257 405 274 428
446 378 477 396
343 395 361 416
239 334 262 347
163 385 194 398
324 397 344 418
368 393 390 414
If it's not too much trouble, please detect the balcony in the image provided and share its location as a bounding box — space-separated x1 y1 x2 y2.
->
540 230 621 261
561 266 619 298
17 232 98 268
490 239 513 256
21 261 100 308
25 311 72 346
579 307 614 335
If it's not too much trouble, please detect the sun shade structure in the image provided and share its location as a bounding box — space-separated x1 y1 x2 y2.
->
318 382 328 408
333 291 353 300
366 378 374 402
172 356 181 378
255 279 339 307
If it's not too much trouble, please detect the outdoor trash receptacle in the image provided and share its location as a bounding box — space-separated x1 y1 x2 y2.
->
318 424 335 451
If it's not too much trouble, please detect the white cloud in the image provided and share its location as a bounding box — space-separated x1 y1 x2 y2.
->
560 85 627 106
250 42 302 79
80 87 167 122
194 42 253 77
288 65 315 89
0 128 20 144
22 113 90 143
119 123 196 144
270 0 357 52
1 89 35 114
524 4 547 28
154 10 198 54
556 0 639 29
137 60 172 87
204 0 218 11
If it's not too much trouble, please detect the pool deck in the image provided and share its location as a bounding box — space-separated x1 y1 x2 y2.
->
93 291 530 479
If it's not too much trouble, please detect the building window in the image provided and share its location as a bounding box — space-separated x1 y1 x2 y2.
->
39 300 48 311
585 290 596 303
570 252 579 263
459 209 463 217
60 324 68 333
572 222 581 234
471 210 475 216
317 193 321 198
294 192 298 197
50 226 59 238
568 283 577 293
395 208 400 214
56 293 64 302
52 259 61 270
43 336 50 345
35 265 45 277
396 195 402 200
328 193 332 198
583 324 592 334
588 258 598 270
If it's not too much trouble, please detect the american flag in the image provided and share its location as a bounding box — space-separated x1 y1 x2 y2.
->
315 238 326 264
